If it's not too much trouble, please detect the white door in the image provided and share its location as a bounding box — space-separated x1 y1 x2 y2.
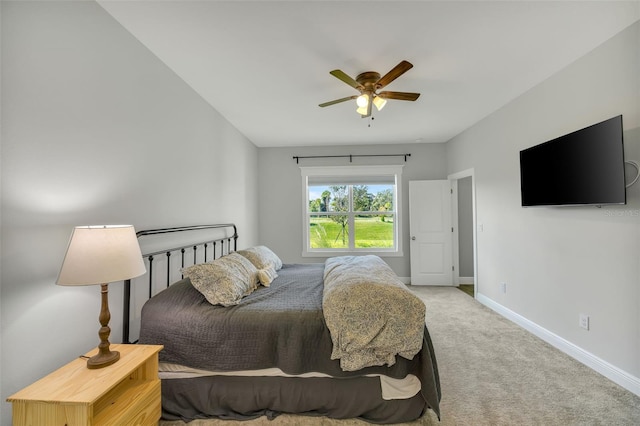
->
409 180 454 285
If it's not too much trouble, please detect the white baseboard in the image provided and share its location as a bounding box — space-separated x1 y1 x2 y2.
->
399 277 410 285
476 292 640 397
458 276 474 285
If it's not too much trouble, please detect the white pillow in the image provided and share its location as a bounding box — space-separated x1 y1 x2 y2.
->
181 252 259 306
257 265 278 287
237 246 283 271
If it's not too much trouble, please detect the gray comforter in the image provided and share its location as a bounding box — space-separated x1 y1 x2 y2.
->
138 263 440 417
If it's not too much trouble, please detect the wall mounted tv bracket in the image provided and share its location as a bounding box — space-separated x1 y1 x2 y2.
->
625 160 639 188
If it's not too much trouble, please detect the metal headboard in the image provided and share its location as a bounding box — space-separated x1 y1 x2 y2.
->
122 224 238 344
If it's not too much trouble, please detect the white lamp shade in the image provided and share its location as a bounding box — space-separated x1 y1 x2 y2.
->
57 225 146 286
356 93 369 108
373 96 387 111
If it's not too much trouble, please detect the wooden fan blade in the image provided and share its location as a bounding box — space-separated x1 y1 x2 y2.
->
319 95 358 108
375 60 413 90
378 91 420 101
330 70 364 91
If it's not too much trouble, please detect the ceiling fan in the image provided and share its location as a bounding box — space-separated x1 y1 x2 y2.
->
319 60 420 118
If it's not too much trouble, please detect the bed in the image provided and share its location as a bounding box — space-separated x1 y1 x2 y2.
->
123 224 441 424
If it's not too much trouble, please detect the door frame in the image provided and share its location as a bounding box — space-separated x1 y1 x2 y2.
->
448 168 478 297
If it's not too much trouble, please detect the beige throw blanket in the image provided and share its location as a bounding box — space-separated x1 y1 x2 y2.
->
323 255 426 371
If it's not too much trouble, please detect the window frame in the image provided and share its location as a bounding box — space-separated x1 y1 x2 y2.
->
301 165 403 257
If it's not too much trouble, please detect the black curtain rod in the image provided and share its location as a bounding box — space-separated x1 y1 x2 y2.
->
293 153 411 164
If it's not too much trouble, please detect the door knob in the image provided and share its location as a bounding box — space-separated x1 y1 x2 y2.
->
411 236 416 240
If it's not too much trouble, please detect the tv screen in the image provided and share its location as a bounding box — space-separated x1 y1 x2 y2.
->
520 115 625 207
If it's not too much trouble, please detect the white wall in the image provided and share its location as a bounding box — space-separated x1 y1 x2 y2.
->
257 143 447 278
446 21 640 386
0 1 258 422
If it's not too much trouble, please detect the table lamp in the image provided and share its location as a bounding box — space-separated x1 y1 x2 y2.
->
57 225 146 369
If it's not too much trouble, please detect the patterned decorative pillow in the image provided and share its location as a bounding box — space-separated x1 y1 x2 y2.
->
181 252 259 306
257 265 278 287
237 246 283 271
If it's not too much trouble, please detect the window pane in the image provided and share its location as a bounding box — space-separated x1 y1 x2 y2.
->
327 185 348 212
308 185 329 212
354 215 394 248
352 185 373 212
353 184 394 212
308 185 348 213
309 215 349 249
371 185 394 212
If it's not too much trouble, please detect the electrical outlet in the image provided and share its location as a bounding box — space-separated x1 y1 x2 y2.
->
579 314 590 330
500 282 507 294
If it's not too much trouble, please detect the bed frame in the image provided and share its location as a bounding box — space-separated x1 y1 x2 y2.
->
122 223 238 344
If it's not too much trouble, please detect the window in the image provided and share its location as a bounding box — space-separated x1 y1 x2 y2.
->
301 165 403 257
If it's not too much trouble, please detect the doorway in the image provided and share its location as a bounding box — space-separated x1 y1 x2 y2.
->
449 169 477 297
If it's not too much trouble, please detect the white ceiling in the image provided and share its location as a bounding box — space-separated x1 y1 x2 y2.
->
97 1 639 148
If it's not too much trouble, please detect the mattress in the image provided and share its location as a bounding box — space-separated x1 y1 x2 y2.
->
158 362 422 400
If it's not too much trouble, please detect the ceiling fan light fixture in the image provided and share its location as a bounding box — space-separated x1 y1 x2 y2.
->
373 96 387 111
319 60 418 118
356 93 369 108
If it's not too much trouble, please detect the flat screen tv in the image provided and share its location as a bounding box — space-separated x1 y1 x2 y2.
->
519 115 625 207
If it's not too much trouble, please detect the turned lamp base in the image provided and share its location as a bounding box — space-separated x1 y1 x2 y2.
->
87 283 119 369
87 349 120 369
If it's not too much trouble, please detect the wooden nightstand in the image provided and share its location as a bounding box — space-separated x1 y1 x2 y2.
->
7 344 163 426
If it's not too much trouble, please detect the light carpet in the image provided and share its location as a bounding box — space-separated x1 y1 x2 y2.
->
160 286 640 425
